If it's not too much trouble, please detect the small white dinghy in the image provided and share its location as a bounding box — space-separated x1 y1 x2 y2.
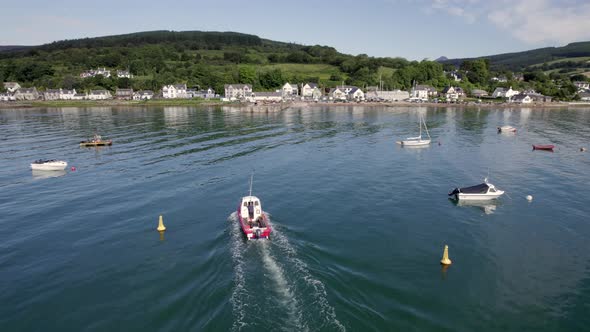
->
448 178 504 201
397 116 431 146
497 126 516 133
30 159 68 171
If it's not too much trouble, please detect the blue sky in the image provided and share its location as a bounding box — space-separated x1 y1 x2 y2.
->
2 0 590 60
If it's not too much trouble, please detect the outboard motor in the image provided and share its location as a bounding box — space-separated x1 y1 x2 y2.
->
255 229 261 239
448 188 460 196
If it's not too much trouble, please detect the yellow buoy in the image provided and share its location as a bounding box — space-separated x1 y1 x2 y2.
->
157 215 166 232
440 245 452 265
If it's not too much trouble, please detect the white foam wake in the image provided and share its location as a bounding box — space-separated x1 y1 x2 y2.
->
228 212 249 332
259 240 307 331
271 223 346 331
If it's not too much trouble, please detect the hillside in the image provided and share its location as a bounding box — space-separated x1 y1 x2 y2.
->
0 30 411 93
441 42 590 72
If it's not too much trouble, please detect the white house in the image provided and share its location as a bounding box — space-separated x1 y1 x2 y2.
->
88 90 112 100
0 93 16 101
411 85 436 100
117 70 133 78
72 93 87 100
224 84 252 100
510 94 532 104
281 83 299 97
328 87 347 101
250 91 283 102
492 86 519 99
3 82 20 93
348 87 365 101
491 76 508 83
301 83 319 98
441 86 465 101
365 89 410 101
43 89 61 101
573 81 590 90
162 84 188 99
133 90 154 100
14 88 39 100
447 71 462 82
578 91 590 101
60 89 76 100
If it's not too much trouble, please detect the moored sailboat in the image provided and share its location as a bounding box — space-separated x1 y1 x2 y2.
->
397 116 431 146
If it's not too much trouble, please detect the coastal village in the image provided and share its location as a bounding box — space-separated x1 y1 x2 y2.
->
2 67 590 104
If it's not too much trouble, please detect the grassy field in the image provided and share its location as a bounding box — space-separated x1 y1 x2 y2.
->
261 63 343 81
530 56 590 67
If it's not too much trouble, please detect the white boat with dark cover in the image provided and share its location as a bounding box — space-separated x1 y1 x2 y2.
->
236 174 271 240
397 116 431 146
448 178 504 201
30 159 68 171
497 125 516 133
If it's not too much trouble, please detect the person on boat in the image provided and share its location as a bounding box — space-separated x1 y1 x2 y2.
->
247 201 254 219
93 132 102 142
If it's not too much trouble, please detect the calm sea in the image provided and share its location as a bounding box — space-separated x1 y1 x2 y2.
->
1 106 589 331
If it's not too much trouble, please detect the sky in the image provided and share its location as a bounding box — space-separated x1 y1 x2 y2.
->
2 0 590 60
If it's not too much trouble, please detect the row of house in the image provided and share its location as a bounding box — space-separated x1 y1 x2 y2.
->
80 68 133 79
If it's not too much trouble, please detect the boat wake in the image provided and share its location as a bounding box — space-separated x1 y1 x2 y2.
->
228 212 344 331
271 223 346 332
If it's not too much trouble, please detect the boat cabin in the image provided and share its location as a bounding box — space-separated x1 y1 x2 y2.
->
240 195 263 222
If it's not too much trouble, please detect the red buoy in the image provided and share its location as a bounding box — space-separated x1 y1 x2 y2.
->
71 166 77 171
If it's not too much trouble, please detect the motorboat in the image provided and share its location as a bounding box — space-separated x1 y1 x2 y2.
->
80 133 112 147
448 178 504 201
397 116 431 146
30 159 68 171
237 175 271 240
533 144 554 151
497 126 516 133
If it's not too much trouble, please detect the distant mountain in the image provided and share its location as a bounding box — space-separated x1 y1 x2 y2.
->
441 42 590 71
435 56 448 62
0 45 32 53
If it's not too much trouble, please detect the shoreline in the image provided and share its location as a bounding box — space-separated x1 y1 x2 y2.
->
1 99 589 110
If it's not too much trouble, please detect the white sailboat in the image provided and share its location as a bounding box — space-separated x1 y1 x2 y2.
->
397 116 431 146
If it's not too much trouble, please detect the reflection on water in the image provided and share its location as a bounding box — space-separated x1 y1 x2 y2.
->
31 169 67 180
453 198 498 215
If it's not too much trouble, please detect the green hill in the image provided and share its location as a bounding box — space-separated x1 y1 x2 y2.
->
441 41 590 72
0 30 410 93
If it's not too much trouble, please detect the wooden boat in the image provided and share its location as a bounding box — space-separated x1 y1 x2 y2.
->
237 175 271 240
532 144 554 151
80 140 112 147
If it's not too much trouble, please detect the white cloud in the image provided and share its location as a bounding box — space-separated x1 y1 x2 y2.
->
429 0 590 44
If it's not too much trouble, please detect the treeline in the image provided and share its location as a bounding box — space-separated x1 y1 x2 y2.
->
0 31 587 100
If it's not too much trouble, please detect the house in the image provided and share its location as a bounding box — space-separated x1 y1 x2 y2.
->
116 88 134 100
250 91 283 102
14 88 39 100
88 90 112 100
329 87 347 101
80 68 111 78
60 89 76 100
411 85 437 100
224 84 252 100
579 91 590 101
3 82 21 93
203 87 216 99
491 76 508 83
510 94 532 104
162 84 188 99
281 83 299 97
116 70 133 79
365 89 410 102
0 93 16 101
133 90 155 100
348 87 365 101
492 86 519 99
72 93 87 100
573 81 590 90
471 89 489 98
447 71 462 82
301 83 319 98
441 86 465 101
43 89 61 101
